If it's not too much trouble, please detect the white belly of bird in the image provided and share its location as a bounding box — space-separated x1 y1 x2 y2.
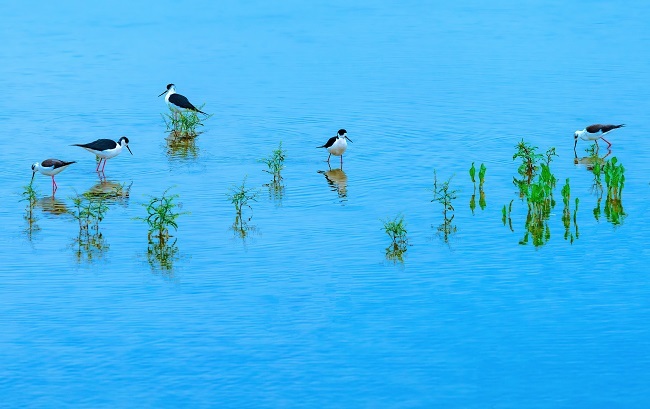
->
85 146 121 159
579 130 603 141
39 166 67 176
327 139 348 156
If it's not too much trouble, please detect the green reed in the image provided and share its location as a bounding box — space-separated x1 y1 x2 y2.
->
382 214 408 245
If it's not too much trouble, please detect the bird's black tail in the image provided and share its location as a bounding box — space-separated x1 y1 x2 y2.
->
195 108 208 115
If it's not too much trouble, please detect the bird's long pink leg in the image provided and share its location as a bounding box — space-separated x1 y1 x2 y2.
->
51 176 58 195
601 137 612 148
96 159 103 172
101 159 107 172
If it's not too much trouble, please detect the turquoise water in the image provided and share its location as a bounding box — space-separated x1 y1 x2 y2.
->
2 1 650 407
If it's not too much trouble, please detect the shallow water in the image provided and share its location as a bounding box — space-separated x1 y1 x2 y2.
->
2 1 650 407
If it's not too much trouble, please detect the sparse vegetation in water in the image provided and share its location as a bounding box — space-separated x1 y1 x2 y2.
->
382 214 408 245
227 176 259 220
162 105 210 139
432 171 458 242
382 214 408 263
139 188 188 243
21 183 40 238
260 142 286 183
469 162 476 183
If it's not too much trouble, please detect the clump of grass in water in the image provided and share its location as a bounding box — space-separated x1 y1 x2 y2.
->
260 142 286 183
260 142 286 203
228 176 258 219
162 106 210 139
382 214 408 263
137 189 187 271
227 177 259 237
139 188 188 243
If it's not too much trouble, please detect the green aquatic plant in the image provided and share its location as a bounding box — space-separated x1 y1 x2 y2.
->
513 139 543 182
501 200 514 231
227 176 259 220
432 174 457 219
71 192 109 232
139 189 188 242
382 214 408 245
260 141 286 183
21 183 40 238
469 162 476 183
602 157 626 225
432 172 458 242
561 179 579 243
382 214 408 263
478 163 487 187
162 105 210 139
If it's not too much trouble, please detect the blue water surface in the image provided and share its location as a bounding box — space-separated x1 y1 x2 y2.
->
2 1 650 407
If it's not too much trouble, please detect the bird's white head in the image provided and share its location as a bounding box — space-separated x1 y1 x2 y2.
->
31 162 39 181
158 83 176 97
118 136 133 155
337 128 352 143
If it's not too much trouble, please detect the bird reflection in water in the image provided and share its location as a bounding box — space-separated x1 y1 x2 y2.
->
37 196 69 217
85 180 132 206
574 144 611 171
318 167 348 200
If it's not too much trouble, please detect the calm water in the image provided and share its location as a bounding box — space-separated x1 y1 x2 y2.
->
2 1 650 407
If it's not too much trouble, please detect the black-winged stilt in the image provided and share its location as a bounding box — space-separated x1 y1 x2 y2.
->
318 129 352 166
72 137 132 172
158 84 206 114
574 124 625 149
31 159 76 195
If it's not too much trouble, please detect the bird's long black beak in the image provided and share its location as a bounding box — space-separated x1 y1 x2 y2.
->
31 171 35 183
346 136 353 143
573 137 577 150
126 145 133 155
158 90 167 97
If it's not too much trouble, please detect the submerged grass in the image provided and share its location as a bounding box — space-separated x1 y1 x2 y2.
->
138 188 188 243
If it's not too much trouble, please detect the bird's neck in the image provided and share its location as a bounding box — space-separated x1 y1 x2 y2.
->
165 89 176 102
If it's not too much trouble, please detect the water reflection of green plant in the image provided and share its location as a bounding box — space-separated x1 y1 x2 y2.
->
561 179 579 243
21 183 40 239
162 105 210 139
382 214 408 263
260 143 286 203
469 163 486 214
501 200 514 232
433 171 458 242
603 157 626 225
147 238 180 273
70 192 111 262
166 135 199 159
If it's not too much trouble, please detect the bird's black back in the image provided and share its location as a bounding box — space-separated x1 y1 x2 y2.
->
41 159 76 169
73 139 118 151
318 135 338 149
169 93 198 110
